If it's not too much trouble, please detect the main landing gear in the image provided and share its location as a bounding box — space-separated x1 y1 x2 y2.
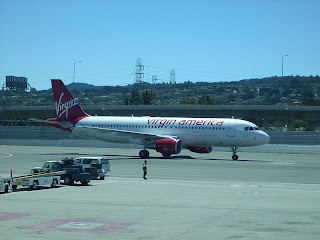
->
162 153 171 159
139 150 150 158
231 147 239 160
139 150 172 159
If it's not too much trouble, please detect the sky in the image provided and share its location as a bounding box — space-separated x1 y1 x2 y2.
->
1 0 319 90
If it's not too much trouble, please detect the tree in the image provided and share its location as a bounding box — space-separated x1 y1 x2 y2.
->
302 99 320 106
228 94 236 103
130 89 142 105
180 97 197 105
198 95 219 105
142 89 154 105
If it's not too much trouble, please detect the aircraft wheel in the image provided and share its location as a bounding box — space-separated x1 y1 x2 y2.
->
162 153 171 159
232 155 239 160
139 150 149 158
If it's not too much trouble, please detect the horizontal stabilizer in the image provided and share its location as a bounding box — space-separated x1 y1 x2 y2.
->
28 118 71 128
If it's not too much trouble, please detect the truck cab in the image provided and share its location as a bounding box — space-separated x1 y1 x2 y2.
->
31 161 63 174
75 157 111 180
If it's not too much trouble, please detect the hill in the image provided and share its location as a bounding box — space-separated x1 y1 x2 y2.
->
1 76 319 107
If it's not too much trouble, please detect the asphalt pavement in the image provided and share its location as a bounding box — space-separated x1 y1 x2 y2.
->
1 144 319 240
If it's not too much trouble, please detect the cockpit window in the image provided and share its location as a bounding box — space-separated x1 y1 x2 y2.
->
244 126 260 131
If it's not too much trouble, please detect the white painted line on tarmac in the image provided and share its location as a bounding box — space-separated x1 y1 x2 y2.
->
0 152 13 158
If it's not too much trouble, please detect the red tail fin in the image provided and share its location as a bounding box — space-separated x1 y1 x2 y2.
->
51 79 89 122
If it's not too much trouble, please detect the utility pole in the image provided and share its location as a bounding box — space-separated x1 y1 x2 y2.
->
73 60 82 96
281 54 288 98
282 54 288 77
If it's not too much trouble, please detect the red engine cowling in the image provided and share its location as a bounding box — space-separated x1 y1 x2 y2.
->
155 139 182 154
188 146 213 153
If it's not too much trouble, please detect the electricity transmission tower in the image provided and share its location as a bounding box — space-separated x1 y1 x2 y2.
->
135 58 144 87
152 75 158 85
170 69 176 84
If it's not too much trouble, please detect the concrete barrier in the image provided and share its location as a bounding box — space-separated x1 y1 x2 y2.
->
1 105 320 120
1 126 320 146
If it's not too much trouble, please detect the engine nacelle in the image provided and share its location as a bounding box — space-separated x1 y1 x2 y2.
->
188 146 213 154
155 139 182 154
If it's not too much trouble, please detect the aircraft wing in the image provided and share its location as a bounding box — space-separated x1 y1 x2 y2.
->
78 126 178 143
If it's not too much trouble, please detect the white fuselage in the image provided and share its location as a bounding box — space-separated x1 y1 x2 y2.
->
72 116 270 148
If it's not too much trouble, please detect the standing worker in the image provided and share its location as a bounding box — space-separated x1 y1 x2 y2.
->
143 160 147 180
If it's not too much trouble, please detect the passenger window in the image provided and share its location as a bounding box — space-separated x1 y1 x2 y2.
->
245 127 249 131
83 159 91 164
101 159 109 164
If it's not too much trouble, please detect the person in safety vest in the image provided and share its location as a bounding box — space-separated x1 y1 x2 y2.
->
143 160 147 180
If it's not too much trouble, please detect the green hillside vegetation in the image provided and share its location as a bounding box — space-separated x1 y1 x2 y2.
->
1 76 319 107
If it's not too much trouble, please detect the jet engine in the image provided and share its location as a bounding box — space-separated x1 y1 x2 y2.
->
188 146 213 153
155 139 182 154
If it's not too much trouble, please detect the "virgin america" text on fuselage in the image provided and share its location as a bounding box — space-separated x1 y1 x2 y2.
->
147 118 224 127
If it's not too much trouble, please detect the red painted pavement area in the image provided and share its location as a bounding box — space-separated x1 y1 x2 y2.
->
0 212 33 221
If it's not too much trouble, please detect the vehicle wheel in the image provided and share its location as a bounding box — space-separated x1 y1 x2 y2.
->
31 181 38 190
80 179 90 185
100 176 105 180
139 150 150 158
51 179 58 188
162 153 171 159
64 176 74 185
232 155 239 160
12 185 17 190
5 185 9 193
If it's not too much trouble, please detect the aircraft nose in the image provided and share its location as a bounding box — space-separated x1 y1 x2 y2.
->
258 131 270 145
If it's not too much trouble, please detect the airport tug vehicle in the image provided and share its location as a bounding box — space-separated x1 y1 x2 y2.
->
10 171 62 190
0 177 10 193
3 158 103 192
31 158 102 185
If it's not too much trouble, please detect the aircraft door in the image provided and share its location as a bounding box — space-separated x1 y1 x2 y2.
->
227 121 235 137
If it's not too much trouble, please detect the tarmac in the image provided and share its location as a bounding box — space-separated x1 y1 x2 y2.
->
0 144 320 240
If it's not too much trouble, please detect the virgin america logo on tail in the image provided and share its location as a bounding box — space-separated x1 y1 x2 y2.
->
55 93 78 118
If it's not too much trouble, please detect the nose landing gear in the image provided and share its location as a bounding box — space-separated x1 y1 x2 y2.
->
231 147 239 160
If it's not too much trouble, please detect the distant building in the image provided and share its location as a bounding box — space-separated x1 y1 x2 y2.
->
2 76 31 91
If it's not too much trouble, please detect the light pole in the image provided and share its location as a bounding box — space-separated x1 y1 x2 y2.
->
73 61 82 95
282 54 288 77
281 54 288 99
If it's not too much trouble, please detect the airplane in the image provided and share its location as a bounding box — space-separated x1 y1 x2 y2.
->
44 79 270 160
